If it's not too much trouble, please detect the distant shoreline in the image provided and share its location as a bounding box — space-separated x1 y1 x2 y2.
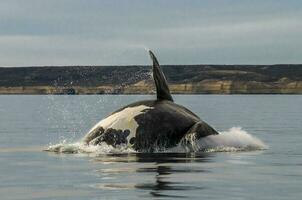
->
1 64 302 94
1 82 301 95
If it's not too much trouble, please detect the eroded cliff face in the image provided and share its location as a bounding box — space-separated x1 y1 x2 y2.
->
123 80 302 94
1 80 301 94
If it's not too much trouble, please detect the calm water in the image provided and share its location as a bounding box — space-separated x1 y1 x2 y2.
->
0 95 301 200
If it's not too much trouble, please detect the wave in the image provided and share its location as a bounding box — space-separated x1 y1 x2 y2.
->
45 127 267 154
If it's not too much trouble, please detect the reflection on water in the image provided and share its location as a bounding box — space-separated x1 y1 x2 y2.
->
94 153 213 163
93 153 212 198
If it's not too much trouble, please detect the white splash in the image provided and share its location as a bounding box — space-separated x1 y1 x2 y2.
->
183 127 268 152
45 127 267 155
45 141 135 155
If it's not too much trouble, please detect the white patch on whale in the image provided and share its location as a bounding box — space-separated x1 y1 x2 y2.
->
87 105 152 141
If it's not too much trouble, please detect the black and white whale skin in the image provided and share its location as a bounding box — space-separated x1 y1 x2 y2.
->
83 51 218 152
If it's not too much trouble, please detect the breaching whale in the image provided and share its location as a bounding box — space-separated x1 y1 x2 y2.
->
83 51 219 152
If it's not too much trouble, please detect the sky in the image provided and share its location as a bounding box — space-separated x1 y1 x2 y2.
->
0 0 302 66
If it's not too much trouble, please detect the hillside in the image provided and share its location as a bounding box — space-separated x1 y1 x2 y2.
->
0 65 302 94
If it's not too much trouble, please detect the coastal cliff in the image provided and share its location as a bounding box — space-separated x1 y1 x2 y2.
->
0 65 302 94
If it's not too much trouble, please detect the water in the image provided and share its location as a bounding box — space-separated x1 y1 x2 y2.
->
0 95 301 200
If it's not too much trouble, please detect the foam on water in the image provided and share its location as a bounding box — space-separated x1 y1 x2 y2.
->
45 140 135 155
176 127 268 153
45 127 267 155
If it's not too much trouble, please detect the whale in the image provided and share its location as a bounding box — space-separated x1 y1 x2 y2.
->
83 51 219 152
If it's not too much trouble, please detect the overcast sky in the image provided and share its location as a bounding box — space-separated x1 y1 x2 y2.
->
0 0 301 66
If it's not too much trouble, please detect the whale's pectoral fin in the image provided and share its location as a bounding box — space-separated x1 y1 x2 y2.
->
149 50 173 102
187 121 219 138
84 127 131 146
83 126 105 144
181 121 219 149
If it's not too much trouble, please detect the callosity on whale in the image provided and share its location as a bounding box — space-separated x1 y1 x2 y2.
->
83 51 219 152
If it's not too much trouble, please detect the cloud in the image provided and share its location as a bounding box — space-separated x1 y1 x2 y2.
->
0 0 302 66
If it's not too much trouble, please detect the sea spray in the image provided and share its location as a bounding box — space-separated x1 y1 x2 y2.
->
46 141 135 154
194 127 267 152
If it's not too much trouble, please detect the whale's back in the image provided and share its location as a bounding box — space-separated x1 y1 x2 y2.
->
132 100 201 151
84 99 201 151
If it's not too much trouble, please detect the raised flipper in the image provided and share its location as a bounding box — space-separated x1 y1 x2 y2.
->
83 126 105 144
181 121 219 151
149 50 173 102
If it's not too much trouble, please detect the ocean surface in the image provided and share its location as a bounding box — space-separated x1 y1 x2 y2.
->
0 95 301 200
